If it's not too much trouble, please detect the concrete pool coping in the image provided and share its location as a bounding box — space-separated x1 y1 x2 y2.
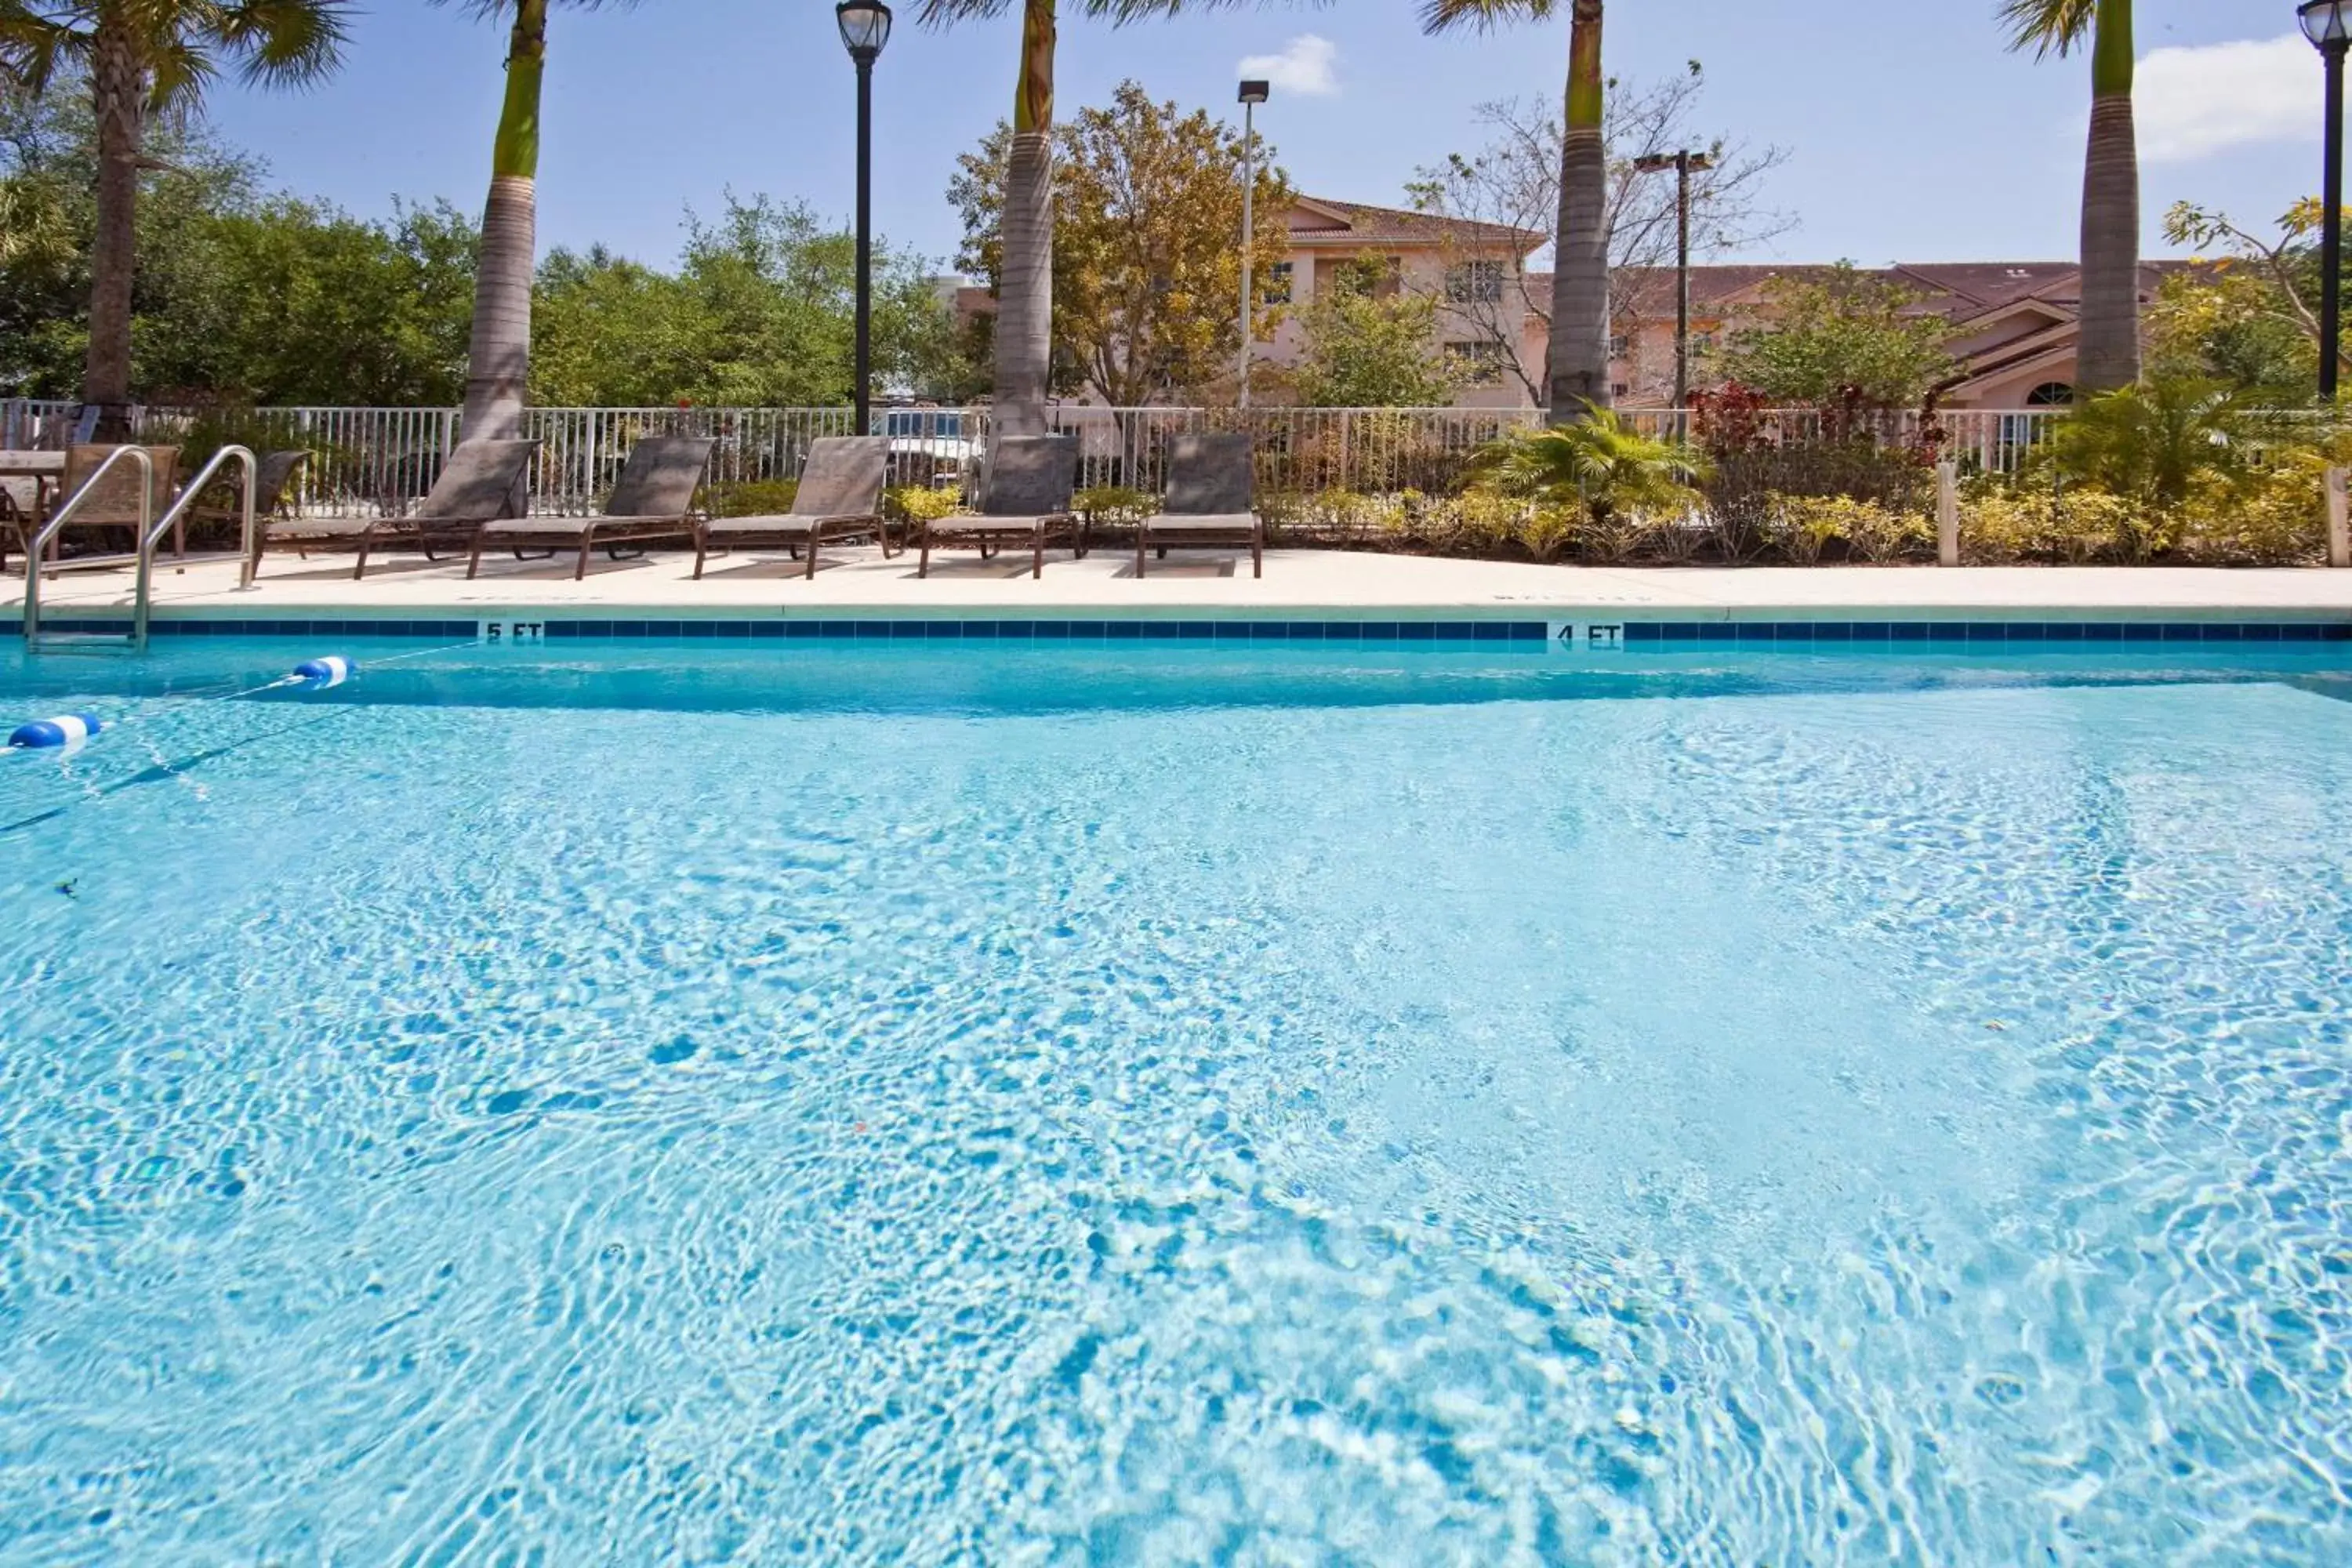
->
11 549 2352 626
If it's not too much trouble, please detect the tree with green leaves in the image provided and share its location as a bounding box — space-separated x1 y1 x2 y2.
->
1420 0 1608 423
920 2 1274 434
2156 198 2343 397
0 0 349 434
2002 0 2140 393
532 195 965 407
948 80 1291 407
1293 258 1464 408
1716 264 1958 418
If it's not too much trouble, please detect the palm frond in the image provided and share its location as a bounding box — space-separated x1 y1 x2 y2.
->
1418 0 1551 38
217 0 352 89
1995 0 2097 59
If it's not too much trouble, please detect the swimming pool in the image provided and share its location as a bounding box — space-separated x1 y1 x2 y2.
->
4 637 2348 1563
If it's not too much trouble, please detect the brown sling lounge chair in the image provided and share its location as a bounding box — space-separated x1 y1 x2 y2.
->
468 434 715 580
176 448 309 562
1135 432 1263 579
693 436 893 579
256 437 539 581
8 444 182 572
916 434 1083 580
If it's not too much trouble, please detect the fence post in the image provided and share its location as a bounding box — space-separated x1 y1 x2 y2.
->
1936 460 1960 567
2329 466 2350 568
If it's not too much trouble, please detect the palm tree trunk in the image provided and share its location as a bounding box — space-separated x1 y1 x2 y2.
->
2075 0 2140 393
462 0 547 442
992 0 1056 438
1545 0 1609 426
82 15 144 438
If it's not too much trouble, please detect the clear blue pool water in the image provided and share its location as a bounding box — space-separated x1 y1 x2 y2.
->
2 639 2349 1564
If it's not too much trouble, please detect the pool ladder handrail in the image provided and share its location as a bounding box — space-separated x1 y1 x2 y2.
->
22 445 152 651
136 445 256 651
18 445 256 653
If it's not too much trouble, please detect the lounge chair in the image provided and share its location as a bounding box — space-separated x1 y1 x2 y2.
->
172 448 309 562
468 434 714 580
9 444 183 572
1134 433 1263 579
916 434 1083 579
255 437 538 581
692 436 892 580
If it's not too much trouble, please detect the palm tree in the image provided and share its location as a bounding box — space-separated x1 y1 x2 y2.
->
438 0 572 442
2002 0 2140 393
920 0 1247 437
1421 0 1608 425
0 0 348 437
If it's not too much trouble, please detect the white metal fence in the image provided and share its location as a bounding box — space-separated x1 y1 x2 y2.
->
0 396 2285 517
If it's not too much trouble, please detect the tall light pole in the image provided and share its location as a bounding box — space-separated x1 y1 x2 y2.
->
1632 149 1715 416
837 0 893 431
1237 78 1269 410
2304 1 2351 401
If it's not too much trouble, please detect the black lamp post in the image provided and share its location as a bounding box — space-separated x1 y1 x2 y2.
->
2304 0 2351 401
837 0 892 430
1632 150 1715 416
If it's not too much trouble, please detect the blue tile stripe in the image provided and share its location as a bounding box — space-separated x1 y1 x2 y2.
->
0 616 2345 644
1622 621 2352 644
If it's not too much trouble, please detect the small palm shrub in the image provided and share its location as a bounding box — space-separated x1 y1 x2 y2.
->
1467 406 1713 535
2034 379 2259 510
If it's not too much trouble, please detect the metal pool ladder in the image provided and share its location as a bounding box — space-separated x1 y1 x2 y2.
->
20 445 256 655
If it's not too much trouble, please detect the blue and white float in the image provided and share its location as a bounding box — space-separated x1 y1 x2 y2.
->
8 713 102 750
291 655 354 688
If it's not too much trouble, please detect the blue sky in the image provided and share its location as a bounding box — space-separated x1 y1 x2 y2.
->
206 0 2308 275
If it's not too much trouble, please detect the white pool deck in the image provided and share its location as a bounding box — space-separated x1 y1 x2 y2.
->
17 547 2352 622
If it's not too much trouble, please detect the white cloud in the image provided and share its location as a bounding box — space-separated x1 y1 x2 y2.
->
2136 34 2316 161
1237 34 1339 99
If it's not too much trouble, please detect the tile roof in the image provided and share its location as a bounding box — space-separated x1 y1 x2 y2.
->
1521 261 2201 323
1285 196 1548 253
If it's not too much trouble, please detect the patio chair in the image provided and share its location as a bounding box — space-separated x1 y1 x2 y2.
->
254 438 539 580
179 448 308 561
692 436 892 580
916 434 1083 580
467 434 715 580
1134 433 1262 579
9 444 183 572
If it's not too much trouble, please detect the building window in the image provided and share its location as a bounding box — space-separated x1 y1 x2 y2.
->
1445 339 1512 386
1444 260 1505 303
1612 382 1631 399
1262 261 1293 305
1608 335 1631 361
2027 382 2074 406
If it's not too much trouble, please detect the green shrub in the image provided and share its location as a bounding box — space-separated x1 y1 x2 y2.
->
1073 485 1152 529
885 485 963 525
1962 486 2154 564
1764 494 1933 564
2175 463 2327 564
706 477 800 518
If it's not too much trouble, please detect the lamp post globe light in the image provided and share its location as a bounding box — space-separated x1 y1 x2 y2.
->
1237 79 1269 410
837 1 892 430
2303 0 2351 400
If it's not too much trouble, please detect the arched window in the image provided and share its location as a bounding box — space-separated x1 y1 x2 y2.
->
2027 382 2074 407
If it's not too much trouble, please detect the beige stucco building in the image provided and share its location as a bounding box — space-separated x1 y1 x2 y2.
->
952 194 2187 412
